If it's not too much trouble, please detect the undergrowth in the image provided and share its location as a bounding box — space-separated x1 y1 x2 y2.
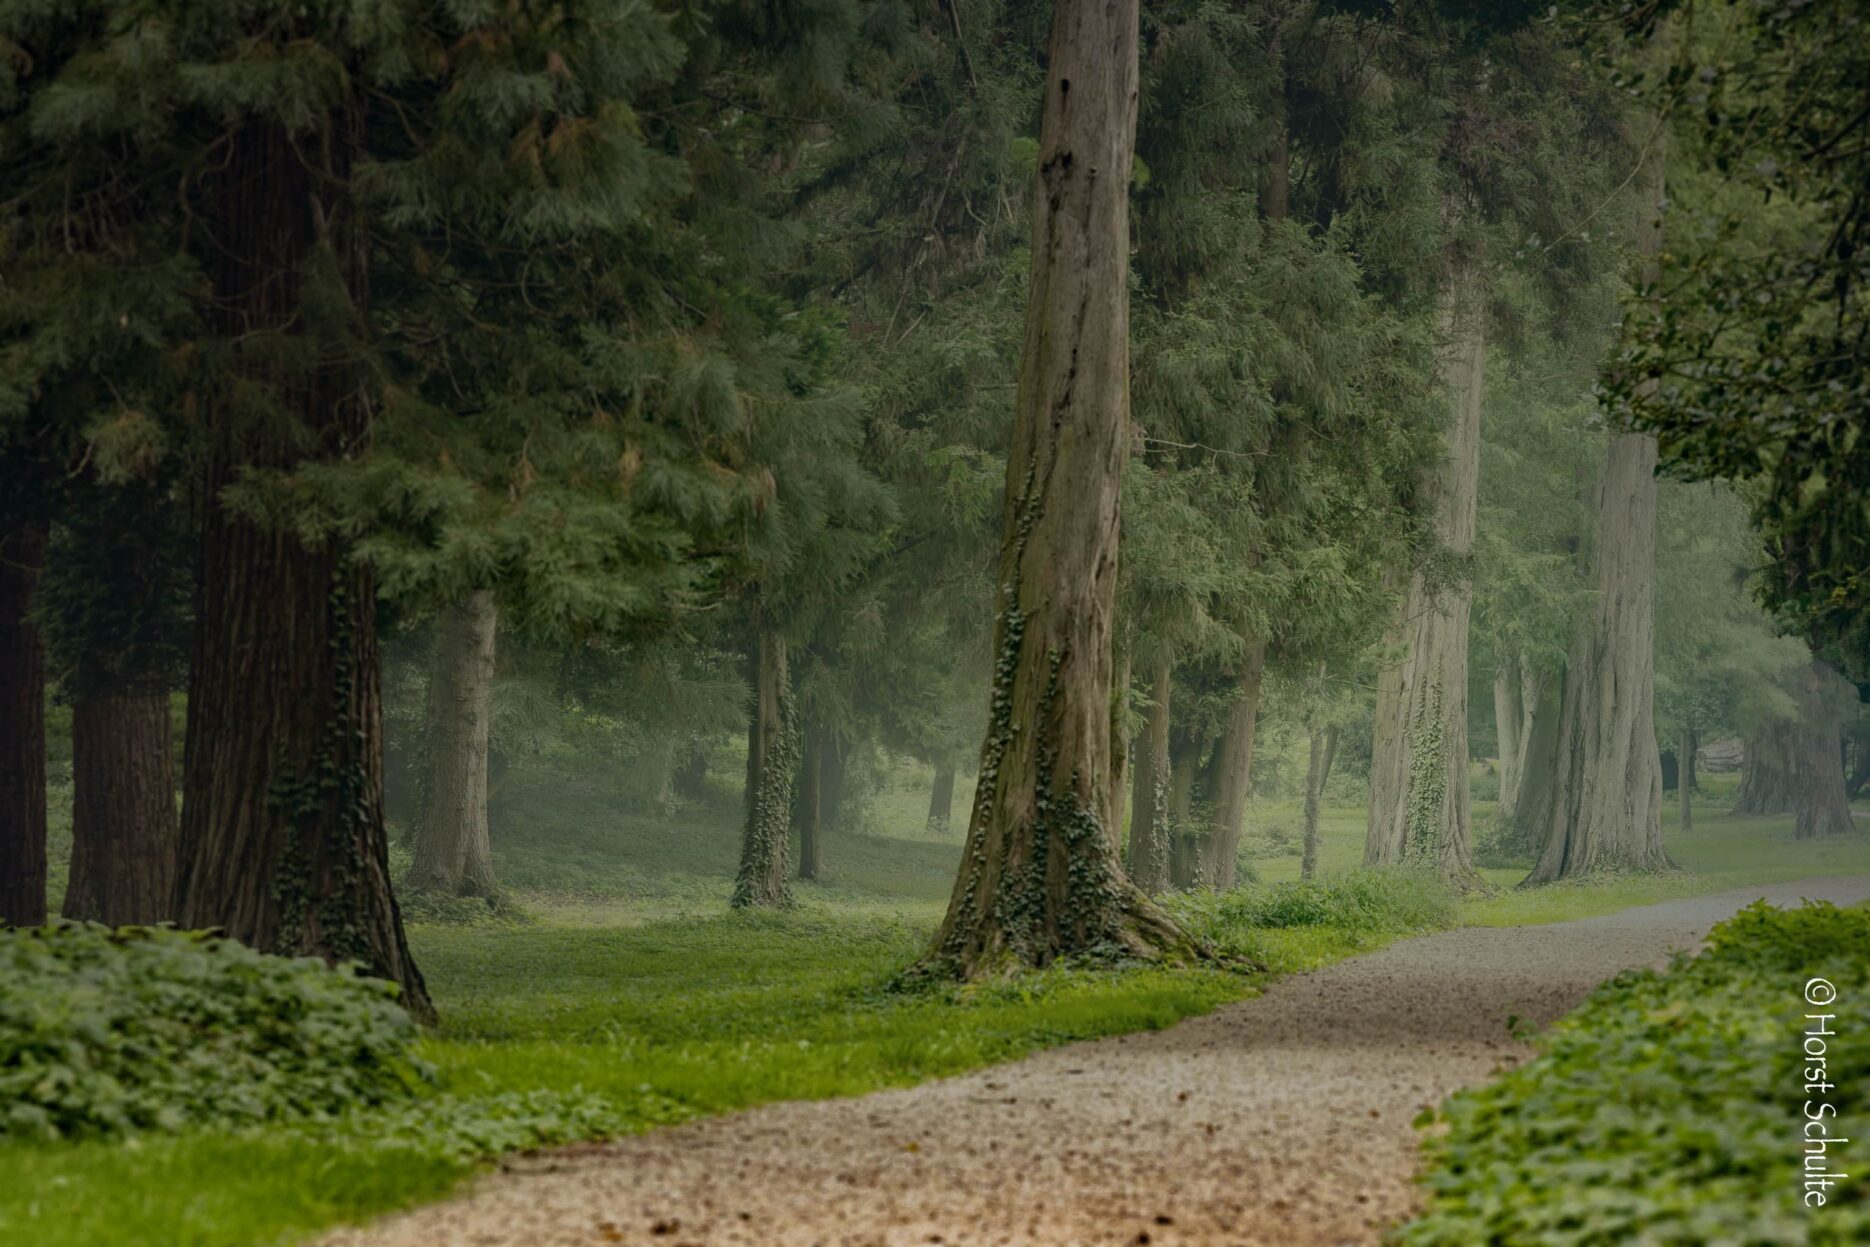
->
1399 900 1870 1245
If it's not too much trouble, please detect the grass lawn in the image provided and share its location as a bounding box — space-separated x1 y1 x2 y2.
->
5 755 1867 1247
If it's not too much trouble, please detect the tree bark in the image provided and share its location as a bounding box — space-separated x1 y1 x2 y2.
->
1109 645 1132 852
1510 667 1563 856
1202 642 1266 890
1300 726 1328 882
1732 725 1798 814
1127 660 1173 893
64 693 179 925
925 764 957 837
797 722 822 880
928 0 1187 975
1366 255 1486 888
0 523 47 927
1677 728 1695 835
174 119 430 1021
1493 655 1526 818
1791 660 1856 839
1167 732 1202 889
1526 154 1669 885
733 626 797 907
407 591 498 899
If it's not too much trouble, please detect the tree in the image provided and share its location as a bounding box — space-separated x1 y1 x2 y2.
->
1527 148 1670 884
1610 0 1870 675
0 522 46 926
36 481 191 926
927 0 1190 975
406 593 499 900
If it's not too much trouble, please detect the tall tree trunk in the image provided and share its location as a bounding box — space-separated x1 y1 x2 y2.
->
1791 660 1856 839
1677 728 1695 835
929 0 1186 975
1493 655 1526 818
1127 660 1173 893
0 523 48 927
1202 642 1266 890
64 693 178 925
1526 155 1669 885
173 120 430 1021
925 764 956 837
819 733 848 833
1366 253 1486 887
1167 732 1202 889
796 723 822 880
1300 725 1328 882
1510 667 1563 856
1845 735 1870 802
1733 724 1798 813
733 626 797 907
407 592 498 899
1108 645 1131 852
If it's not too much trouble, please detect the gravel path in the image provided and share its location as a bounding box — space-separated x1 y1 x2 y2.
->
322 876 1870 1247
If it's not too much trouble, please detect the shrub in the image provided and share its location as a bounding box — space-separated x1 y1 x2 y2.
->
1399 901 1870 1245
1166 869 1460 973
0 923 428 1141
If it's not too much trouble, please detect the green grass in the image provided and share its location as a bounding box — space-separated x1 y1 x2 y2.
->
8 752 1868 1247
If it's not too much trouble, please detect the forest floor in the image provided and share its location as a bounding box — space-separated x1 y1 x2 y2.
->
320 875 1870 1247
10 758 1870 1246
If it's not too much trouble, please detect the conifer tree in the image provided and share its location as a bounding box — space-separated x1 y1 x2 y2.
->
928 0 1191 974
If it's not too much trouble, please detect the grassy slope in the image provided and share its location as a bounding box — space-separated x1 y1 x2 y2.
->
6 758 1867 1247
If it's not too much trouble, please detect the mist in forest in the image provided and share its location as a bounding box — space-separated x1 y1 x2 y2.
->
3 1 1867 1245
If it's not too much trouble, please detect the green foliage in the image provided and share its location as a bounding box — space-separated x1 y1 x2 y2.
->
0 924 425 1142
1608 0 1870 673
1402 900 1870 1244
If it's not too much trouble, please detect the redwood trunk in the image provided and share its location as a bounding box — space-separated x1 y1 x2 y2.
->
64 693 178 925
929 0 1186 974
174 120 430 1021
1791 660 1856 840
407 591 498 899
925 764 957 837
1526 155 1669 885
1732 725 1797 814
1202 642 1266 890
1493 655 1526 817
733 626 797 907
1167 733 1202 889
1510 667 1563 855
1127 661 1173 894
1366 255 1485 888
0 524 47 927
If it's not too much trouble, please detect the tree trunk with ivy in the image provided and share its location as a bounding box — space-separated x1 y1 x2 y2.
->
925 763 956 837
0 523 47 927
1127 660 1173 893
1527 156 1669 885
1167 732 1202 889
927 0 1188 975
173 120 431 1022
733 626 797 907
1365 257 1485 889
1202 641 1266 890
407 591 498 899
64 693 178 925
